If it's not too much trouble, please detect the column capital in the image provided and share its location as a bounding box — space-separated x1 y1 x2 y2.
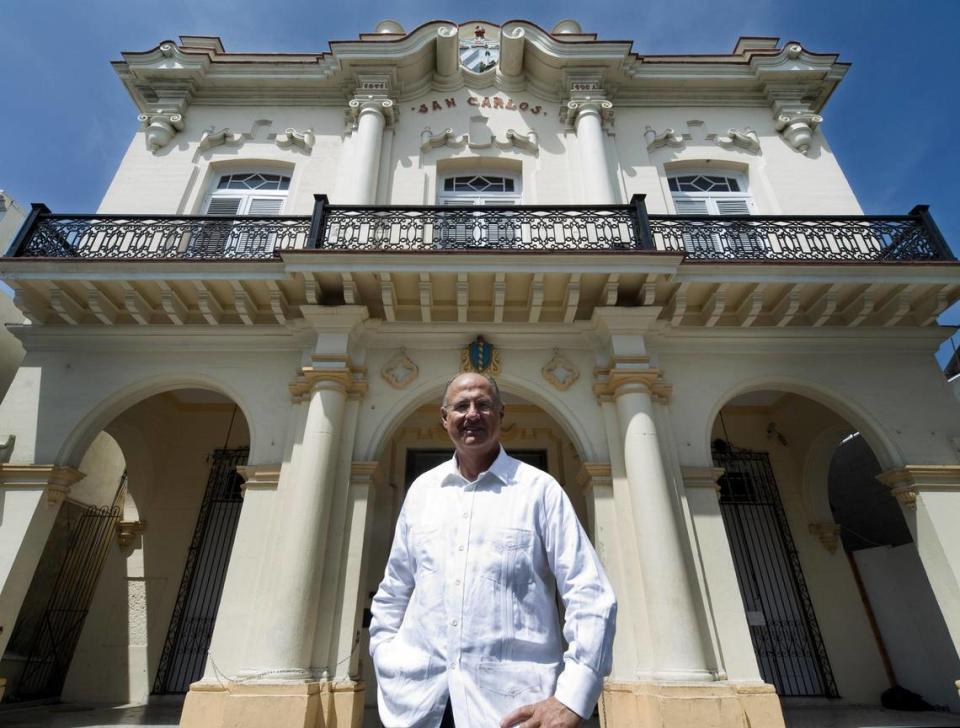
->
593 362 671 403
561 98 614 128
0 464 85 506
681 466 725 493
350 460 380 485
116 520 147 554
290 364 367 403
576 462 612 492
348 96 396 125
876 464 960 510
237 463 283 492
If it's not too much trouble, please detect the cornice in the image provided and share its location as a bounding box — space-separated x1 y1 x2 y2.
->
111 29 848 117
681 466 725 491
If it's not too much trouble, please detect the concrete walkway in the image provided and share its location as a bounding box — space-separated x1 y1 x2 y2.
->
0 701 955 727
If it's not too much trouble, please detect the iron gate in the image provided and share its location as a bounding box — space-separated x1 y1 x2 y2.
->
11 475 126 700
713 445 838 697
153 447 248 694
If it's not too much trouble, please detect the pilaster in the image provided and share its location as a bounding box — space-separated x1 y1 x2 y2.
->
681 466 766 684
877 465 960 658
0 464 85 657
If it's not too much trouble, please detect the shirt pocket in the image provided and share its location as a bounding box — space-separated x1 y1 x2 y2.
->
410 526 442 574
479 527 534 586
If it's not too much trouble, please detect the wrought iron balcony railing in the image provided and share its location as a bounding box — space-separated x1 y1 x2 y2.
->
7 195 955 262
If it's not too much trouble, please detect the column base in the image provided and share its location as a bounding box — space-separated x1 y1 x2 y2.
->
179 679 366 728
599 680 785 728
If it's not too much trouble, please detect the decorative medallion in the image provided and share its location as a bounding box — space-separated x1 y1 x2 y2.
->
542 350 580 391
460 335 502 374
381 349 419 389
460 25 499 73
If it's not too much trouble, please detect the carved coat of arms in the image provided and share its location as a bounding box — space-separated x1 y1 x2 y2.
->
460 335 502 374
460 25 499 73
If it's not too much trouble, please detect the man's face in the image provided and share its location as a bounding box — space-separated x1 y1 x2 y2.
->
441 374 504 456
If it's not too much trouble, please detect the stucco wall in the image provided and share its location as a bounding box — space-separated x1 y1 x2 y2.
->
97 96 862 213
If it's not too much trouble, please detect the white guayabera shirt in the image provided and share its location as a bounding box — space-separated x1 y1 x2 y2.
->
370 448 617 728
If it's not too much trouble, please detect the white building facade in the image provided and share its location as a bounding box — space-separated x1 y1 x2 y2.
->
0 19 959 728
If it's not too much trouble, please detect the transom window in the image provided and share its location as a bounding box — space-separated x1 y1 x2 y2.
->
669 174 741 194
215 173 290 192
668 170 752 216
443 175 516 194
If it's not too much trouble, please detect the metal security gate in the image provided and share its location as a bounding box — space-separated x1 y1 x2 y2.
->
153 447 248 694
11 476 126 700
713 445 838 697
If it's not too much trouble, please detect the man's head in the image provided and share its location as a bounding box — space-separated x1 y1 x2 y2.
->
440 372 504 458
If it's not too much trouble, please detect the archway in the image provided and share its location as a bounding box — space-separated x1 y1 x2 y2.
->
0 387 250 706
359 388 589 713
711 389 960 713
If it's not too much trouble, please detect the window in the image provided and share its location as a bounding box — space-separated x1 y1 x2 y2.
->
435 173 521 247
190 172 291 256
668 171 758 255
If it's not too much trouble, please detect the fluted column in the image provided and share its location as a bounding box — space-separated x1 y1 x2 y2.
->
347 98 394 204
565 99 616 204
598 368 711 680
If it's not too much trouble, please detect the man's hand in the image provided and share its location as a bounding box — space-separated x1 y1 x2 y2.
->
500 696 582 728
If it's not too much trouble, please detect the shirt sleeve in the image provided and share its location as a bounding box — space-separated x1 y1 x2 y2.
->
541 479 618 719
368 502 415 658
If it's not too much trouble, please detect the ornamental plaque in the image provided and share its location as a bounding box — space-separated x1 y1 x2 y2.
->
460 335 501 374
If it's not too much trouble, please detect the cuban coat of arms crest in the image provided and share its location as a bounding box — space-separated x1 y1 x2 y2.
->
459 25 499 73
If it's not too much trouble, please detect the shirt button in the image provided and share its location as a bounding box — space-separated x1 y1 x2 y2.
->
450 663 457 670
458 545 464 551
455 579 461 586
451 619 458 626
462 512 469 518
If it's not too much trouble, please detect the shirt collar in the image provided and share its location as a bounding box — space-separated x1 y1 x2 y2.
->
443 445 511 486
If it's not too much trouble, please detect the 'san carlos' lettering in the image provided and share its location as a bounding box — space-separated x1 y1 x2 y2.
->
414 95 542 115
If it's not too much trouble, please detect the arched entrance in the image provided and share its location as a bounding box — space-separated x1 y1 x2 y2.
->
712 390 960 712
359 388 590 713
0 387 250 705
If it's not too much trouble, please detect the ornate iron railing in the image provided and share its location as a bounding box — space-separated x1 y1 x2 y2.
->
7 196 954 262
10 212 311 260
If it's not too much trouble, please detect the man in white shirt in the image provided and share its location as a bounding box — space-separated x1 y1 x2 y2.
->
370 372 617 728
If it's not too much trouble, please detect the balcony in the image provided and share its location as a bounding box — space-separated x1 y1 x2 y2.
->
7 195 955 263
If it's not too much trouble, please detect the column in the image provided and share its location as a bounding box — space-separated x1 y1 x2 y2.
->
347 98 394 204
604 369 711 680
566 99 616 204
257 369 351 676
0 465 83 659
878 466 960 657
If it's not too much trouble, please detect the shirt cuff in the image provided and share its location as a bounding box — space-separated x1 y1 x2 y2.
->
554 661 601 720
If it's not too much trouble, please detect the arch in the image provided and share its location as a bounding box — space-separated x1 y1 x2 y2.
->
56 373 257 469
702 375 902 472
185 157 297 215
361 372 599 464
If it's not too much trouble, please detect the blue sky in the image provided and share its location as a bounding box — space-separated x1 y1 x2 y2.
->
1 0 958 362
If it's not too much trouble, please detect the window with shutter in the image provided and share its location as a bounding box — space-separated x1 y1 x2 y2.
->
668 171 759 256
193 172 290 256
436 173 521 247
